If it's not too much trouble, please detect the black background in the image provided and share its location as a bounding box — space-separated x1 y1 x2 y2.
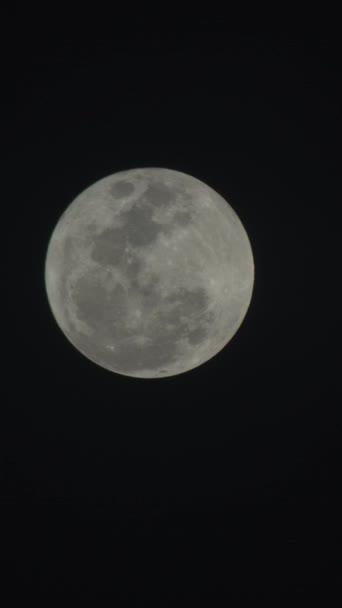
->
7 25 341 602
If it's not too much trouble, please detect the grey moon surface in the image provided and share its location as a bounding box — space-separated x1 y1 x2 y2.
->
45 168 254 378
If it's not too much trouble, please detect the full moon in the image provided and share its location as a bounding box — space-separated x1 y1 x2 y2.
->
45 168 254 378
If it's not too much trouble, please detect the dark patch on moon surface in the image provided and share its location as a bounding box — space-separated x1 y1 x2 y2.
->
172 210 192 226
91 202 164 265
90 225 144 281
123 256 143 282
186 325 210 346
162 286 210 318
72 272 128 339
122 204 164 247
90 226 127 266
129 274 160 308
110 180 135 198
143 182 173 207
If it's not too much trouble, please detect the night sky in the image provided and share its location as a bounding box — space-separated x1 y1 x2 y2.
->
7 27 341 601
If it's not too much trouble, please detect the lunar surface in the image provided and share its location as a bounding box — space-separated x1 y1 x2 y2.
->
45 168 254 378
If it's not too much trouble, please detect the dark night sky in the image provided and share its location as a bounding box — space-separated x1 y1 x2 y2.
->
7 27 341 601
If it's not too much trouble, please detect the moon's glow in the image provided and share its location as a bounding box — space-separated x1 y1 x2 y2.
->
45 168 254 378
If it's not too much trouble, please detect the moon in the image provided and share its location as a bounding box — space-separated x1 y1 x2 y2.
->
45 168 254 378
